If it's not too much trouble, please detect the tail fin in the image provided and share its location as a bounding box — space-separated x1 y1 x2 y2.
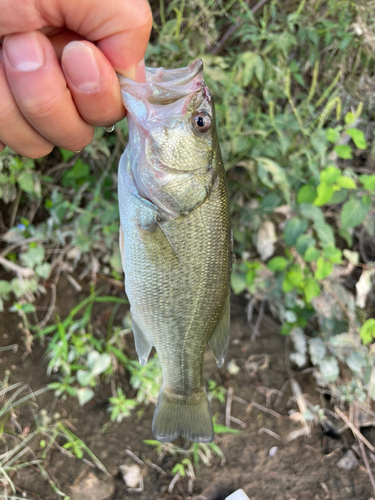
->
152 387 214 443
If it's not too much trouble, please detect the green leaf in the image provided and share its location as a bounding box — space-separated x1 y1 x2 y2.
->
335 176 356 189
62 159 90 186
284 218 308 246
296 234 316 256
360 175 375 192
297 185 317 204
341 196 371 229
314 221 335 247
231 273 247 295
256 157 290 202
284 265 304 287
300 203 324 224
326 189 348 205
35 263 51 279
213 423 241 434
346 128 367 149
338 228 353 246
304 246 320 262
0 280 12 296
322 246 342 264
360 319 375 345
76 388 94 406
60 148 75 162
20 245 45 268
315 257 333 280
320 166 341 185
89 352 111 376
318 357 339 383
313 182 334 206
303 278 321 303
76 370 93 387
334 145 352 159
20 303 36 313
267 256 288 272
326 127 340 143
345 112 356 125
17 171 34 194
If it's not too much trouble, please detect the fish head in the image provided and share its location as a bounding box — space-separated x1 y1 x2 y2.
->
119 59 217 172
119 60 220 218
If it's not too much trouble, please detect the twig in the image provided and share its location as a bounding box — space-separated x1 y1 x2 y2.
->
258 428 280 440
275 379 289 408
250 299 265 342
37 283 56 330
146 461 166 476
0 236 63 258
233 395 249 405
229 415 246 428
0 255 34 278
248 401 282 419
64 272 82 292
125 449 144 466
225 387 233 428
168 472 180 493
210 0 271 55
335 407 375 453
9 189 22 229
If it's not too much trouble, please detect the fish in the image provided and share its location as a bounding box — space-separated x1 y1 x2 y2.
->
118 59 232 443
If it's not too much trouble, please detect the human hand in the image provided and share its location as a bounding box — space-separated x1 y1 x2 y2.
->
0 0 152 158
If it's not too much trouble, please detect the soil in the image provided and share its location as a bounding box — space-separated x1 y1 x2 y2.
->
1 279 374 500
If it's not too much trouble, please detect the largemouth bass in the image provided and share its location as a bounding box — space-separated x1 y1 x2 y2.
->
118 59 232 443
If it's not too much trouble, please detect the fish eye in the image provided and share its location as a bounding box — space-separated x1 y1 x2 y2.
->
192 112 211 133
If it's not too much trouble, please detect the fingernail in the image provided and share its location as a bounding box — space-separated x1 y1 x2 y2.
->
136 59 146 83
62 42 101 91
4 32 44 71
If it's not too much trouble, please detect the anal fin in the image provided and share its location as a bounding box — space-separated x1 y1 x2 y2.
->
209 291 230 368
132 317 153 366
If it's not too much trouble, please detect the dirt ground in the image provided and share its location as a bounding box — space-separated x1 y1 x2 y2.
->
1 281 374 500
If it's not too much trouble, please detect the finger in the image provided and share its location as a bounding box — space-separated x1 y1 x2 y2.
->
61 41 125 127
47 29 85 60
0 47 54 158
0 141 5 152
3 31 94 152
0 0 153 79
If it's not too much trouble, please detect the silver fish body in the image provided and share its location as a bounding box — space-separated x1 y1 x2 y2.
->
118 60 232 443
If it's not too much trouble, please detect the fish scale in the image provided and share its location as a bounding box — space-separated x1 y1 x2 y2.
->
118 59 232 443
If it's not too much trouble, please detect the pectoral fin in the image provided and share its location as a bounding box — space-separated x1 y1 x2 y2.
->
209 292 230 368
132 317 153 366
138 221 179 268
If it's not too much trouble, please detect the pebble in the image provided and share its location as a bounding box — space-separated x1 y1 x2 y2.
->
227 360 240 375
119 463 142 488
226 489 251 500
336 450 359 470
69 473 114 500
269 446 278 457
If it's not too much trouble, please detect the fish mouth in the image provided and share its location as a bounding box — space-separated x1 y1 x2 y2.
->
119 59 205 105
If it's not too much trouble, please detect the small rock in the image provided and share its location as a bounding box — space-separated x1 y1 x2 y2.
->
269 446 278 457
336 450 359 470
226 489 251 500
70 473 114 500
119 463 142 488
227 360 240 375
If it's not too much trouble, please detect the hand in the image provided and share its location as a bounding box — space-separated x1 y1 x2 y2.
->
0 0 152 158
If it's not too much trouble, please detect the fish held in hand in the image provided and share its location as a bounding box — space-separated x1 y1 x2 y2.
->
118 59 232 443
